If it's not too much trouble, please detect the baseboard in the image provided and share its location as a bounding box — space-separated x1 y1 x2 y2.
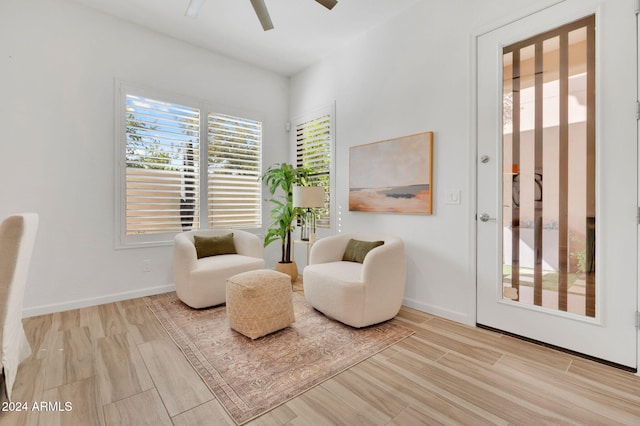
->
24 288 472 324
402 297 472 326
22 284 176 318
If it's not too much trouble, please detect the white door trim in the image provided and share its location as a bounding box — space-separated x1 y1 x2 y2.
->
636 6 640 376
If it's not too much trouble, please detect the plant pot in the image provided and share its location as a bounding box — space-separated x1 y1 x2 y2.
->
275 261 298 282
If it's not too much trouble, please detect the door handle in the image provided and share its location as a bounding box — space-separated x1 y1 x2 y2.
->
479 213 496 222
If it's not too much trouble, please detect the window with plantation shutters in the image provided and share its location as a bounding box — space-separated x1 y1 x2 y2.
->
208 113 262 228
117 84 262 247
124 94 200 236
295 109 333 228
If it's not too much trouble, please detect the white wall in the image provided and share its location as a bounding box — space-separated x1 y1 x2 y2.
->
1 0 620 327
289 0 569 324
0 0 289 316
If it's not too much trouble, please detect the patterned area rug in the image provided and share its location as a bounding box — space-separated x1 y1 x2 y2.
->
145 291 414 425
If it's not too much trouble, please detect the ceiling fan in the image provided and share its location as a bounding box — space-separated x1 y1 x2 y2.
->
185 0 338 31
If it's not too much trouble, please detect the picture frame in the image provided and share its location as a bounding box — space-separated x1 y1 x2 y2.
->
349 131 434 214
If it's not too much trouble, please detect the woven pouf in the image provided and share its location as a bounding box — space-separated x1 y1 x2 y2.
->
226 269 295 339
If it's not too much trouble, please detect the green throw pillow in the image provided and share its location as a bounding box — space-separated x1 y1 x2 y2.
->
342 239 384 263
194 233 237 259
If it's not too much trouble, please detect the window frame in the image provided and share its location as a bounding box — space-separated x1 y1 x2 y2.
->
115 81 263 248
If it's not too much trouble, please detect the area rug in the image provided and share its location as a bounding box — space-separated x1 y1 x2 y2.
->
145 291 414 424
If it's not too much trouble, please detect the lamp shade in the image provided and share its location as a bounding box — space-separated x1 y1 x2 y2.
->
292 186 325 208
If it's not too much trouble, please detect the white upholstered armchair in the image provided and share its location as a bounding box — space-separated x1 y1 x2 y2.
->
303 233 406 328
173 229 265 309
1 213 39 403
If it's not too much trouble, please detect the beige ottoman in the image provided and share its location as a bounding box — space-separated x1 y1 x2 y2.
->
226 269 295 339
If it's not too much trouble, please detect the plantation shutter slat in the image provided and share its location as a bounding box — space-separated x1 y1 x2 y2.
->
295 113 332 228
208 113 262 229
125 94 200 235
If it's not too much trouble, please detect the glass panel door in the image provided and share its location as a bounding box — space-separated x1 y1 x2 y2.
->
477 0 636 368
501 16 596 317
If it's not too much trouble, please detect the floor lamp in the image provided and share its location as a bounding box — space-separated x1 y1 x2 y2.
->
292 186 325 241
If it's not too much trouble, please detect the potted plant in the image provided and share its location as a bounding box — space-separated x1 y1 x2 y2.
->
261 163 310 281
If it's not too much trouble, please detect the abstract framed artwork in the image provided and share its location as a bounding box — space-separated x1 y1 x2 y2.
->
349 131 433 214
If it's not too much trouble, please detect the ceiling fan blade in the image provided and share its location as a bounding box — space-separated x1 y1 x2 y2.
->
185 0 207 18
315 0 338 10
250 0 274 31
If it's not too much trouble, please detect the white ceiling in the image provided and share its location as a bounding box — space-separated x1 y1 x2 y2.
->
72 0 425 76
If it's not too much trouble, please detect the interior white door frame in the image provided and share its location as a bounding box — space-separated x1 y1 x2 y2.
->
636 5 640 376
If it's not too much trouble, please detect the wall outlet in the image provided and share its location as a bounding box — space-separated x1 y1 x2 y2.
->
142 259 151 272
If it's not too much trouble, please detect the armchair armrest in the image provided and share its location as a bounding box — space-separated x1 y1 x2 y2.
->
233 231 263 259
361 237 406 318
173 233 197 285
309 234 352 265
362 238 406 286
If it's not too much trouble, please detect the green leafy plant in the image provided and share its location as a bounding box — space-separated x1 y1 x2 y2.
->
261 163 310 264
570 235 587 274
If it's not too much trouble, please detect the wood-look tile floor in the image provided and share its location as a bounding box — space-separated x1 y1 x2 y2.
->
3 290 640 425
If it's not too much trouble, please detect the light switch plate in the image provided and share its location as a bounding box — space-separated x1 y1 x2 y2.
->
445 189 461 205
